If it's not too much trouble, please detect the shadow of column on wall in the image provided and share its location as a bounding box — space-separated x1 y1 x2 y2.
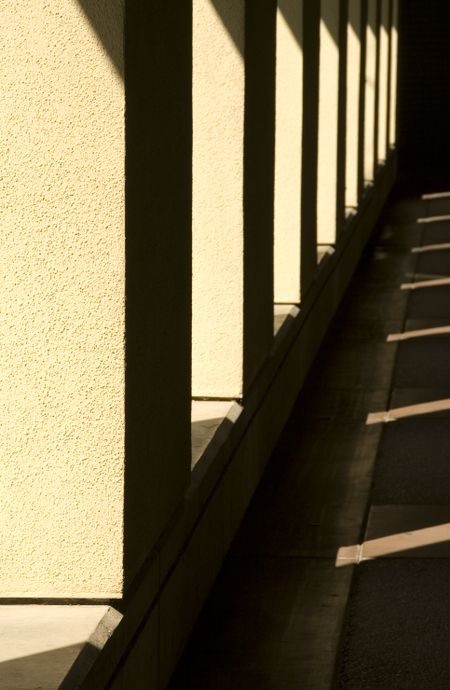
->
77 0 124 78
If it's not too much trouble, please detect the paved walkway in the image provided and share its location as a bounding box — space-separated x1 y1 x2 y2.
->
169 190 450 689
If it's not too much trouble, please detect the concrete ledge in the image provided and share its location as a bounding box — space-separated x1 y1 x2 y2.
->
0 605 120 690
52 153 397 689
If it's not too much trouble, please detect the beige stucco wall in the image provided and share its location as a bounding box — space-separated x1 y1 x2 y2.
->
192 0 245 398
364 0 377 182
377 0 390 163
317 0 340 245
1 0 124 596
274 0 303 304
346 0 361 209
389 0 399 147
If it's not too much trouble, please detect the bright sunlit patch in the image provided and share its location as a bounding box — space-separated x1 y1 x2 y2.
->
366 399 450 425
411 243 450 253
336 523 450 567
401 277 450 290
421 191 450 200
387 325 450 341
417 214 450 224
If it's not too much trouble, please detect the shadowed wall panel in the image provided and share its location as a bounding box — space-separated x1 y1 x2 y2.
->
301 1 320 291
243 0 276 390
397 0 450 186
124 1 192 590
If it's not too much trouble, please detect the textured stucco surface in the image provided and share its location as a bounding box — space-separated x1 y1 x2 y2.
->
364 0 377 181
389 0 399 147
377 0 390 164
317 0 340 244
274 1 303 304
1 0 124 596
346 0 362 208
192 0 245 398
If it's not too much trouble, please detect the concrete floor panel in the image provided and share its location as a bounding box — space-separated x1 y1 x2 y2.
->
420 218 450 245
372 418 450 504
313 342 397 389
299 388 390 420
170 191 450 690
378 221 422 247
363 504 450 559
393 335 450 388
169 558 353 690
335 560 450 690
407 284 450 319
415 248 450 278
390 387 450 418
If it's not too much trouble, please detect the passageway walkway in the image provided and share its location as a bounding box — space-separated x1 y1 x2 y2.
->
169 189 450 689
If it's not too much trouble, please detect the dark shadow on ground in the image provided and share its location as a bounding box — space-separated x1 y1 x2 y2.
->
0 643 84 690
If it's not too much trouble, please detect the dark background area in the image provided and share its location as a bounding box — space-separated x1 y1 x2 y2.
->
398 0 450 191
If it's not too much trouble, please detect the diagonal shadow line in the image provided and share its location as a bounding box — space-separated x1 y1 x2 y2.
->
0 643 86 689
320 0 340 43
278 0 303 47
210 0 245 56
211 0 304 54
77 0 124 78
348 0 362 33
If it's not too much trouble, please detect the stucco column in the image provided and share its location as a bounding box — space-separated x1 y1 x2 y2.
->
192 0 275 398
377 0 390 163
346 0 363 209
357 1 368 200
1 1 191 597
274 0 304 304
336 0 349 235
364 0 378 183
389 0 399 147
317 0 342 245
301 1 321 290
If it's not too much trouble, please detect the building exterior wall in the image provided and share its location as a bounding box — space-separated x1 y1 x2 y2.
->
1 0 401 684
1 0 125 597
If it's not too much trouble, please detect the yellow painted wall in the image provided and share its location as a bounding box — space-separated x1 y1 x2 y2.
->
274 0 303 303
317 0 340 244
192 0 245 398
1 0 125 596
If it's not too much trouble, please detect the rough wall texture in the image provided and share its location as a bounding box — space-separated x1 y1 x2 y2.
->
377 0 390 164
317 0 340 244
274 1 303 303
346 0 361 209
192 0 245 398
1 0 125 596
